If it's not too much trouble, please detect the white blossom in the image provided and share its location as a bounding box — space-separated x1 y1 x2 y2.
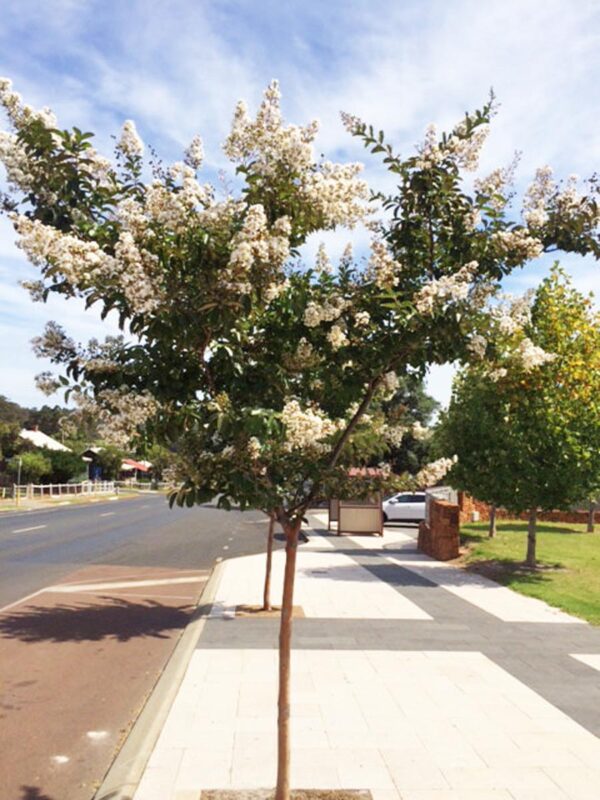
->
35 371 60 396
96 388 158 446
412 421 431 441
489 367 508 382
295 338 314 361
281 399 337 452
367 239 401 288
114 231 164 314
339 243 353 269
303 295 349 327
475 155 519 211
523 166 554 228
354 310 370 327
413 262 478 316
247 437 262 459
226 205 291 288
184 135 204 170
14 216 117 287
340 111 364 135
467 334 487 360
516 337 556 371
117 120 144 158
0 130 33 190
0 76 58 130
383 424 407 447
327 324 348 350
415 124 442 170
416 456 456 487
381 371 399 393
20 279 46 302
493 229 543 261
301 160 368 228
315 242 332 275
445 122 489 172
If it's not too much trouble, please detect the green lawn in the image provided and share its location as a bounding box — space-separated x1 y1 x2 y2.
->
460 520 600 625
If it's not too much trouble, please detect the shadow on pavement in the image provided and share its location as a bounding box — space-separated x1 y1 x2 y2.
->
0 597 191 643
19 787 56 800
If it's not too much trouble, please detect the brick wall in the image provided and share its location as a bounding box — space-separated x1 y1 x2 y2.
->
457 492 595 526
418 498 460 561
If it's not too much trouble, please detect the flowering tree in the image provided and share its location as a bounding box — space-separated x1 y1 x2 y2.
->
436 268 600 566
1 77 598 798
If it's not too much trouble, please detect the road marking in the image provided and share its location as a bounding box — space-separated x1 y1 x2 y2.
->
49 575 206 593
12 524 46 533
99 512 116 517
87 730 109 740
52 755 69 764
0 588 46 614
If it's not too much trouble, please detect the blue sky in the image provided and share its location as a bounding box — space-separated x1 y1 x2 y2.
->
1 0 599 409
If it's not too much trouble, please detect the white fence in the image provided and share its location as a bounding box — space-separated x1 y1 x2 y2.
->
114 480 170 491
11 481 116 500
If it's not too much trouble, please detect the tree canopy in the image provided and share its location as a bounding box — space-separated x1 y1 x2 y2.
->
1 77 598 797
436 268 600 561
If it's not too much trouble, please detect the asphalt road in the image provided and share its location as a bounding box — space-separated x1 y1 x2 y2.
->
0 494 274 610
0 495 278 800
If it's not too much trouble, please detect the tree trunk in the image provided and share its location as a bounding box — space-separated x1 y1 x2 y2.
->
275 517 301 800
488 505 497 538
587 502 596 534
263 514 275 611
526 507 537 567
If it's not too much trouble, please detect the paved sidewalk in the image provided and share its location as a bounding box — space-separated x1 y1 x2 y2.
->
134 517 600 800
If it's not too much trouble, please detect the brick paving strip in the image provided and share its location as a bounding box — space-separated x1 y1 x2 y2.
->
0 564 209 800
134 519 600 800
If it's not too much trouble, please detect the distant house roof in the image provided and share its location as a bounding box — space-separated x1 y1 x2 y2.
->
20 428 71 452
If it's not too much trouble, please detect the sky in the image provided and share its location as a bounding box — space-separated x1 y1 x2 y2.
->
0 0 599 410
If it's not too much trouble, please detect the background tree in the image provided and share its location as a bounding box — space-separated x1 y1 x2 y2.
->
437 268 600 565
1 76 598 799
142 443 172 481
0 395 29 426
93 446 126 480
0 421 21 462
41 448 86 483
8 451 51 483
384 375 438 477
26 404 69 437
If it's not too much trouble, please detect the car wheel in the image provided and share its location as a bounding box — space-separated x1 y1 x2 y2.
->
383 512 388 523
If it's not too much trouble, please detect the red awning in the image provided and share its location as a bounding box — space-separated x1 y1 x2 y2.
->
122 458 151 472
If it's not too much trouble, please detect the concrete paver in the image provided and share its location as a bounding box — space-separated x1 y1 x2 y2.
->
134 520 600 800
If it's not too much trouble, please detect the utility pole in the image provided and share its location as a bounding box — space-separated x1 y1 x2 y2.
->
15 456 22 508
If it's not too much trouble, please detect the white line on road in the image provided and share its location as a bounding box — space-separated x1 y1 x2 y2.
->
99 512 116 517
48 575 207 593
0 588 46 614
12 524 47 533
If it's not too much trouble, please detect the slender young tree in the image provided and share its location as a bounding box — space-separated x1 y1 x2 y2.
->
1 77 598 797
263 513 276 612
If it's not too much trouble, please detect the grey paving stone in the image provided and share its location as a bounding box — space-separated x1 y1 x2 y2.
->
196 532 600 738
